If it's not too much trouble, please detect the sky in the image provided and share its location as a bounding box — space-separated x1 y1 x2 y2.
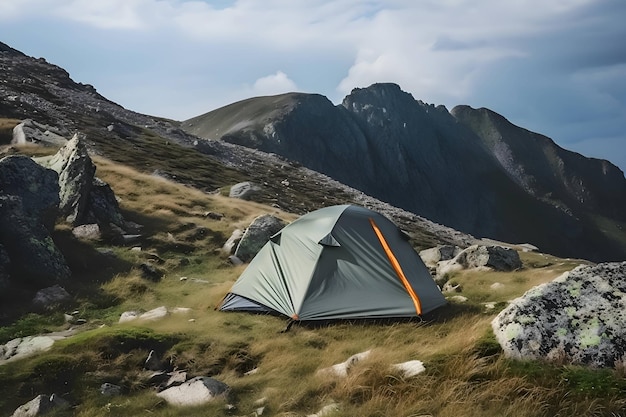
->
1 0 625 173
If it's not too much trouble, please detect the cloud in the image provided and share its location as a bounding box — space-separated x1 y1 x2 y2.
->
252 71 298 96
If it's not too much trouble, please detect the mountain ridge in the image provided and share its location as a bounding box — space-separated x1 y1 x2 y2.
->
182 83 626 262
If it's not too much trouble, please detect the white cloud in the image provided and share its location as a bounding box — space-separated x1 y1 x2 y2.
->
252 71 298 96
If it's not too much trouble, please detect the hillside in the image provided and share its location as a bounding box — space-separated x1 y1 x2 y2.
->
183 83 626 262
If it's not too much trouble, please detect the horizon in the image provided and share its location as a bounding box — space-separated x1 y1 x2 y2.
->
0 0 625 172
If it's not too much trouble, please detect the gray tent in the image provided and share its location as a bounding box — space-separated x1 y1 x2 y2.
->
219 205 446 321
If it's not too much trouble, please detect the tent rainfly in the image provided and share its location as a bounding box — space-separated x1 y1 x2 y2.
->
218 205 446 321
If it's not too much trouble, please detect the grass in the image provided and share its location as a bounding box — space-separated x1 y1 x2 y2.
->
1 148 624 417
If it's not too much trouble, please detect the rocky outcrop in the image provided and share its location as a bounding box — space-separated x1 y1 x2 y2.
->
36 134 127 232
234 214 286 262
492 262 626 367
0 155 69 288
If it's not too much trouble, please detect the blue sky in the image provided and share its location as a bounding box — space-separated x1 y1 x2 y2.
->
1 0 625 173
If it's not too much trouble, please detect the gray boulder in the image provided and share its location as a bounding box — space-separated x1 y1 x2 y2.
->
222 229 243 255
100 383 122 396
42 133 96 225
0 195 70 287
229 181 262 201
0 155 60 228
156 376 230 407
11 394 69 417
419 245 461 269
234 214 285 262
492 262 626 367
455 245 522 271
32 285 71 309
12 119 68 147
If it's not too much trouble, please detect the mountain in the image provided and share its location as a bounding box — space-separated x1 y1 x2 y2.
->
182 83 626 262
0 41 473 251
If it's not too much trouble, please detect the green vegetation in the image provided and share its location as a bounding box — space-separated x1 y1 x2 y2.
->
0 148 624 416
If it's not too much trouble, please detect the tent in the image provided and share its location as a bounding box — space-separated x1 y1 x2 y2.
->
219 205 446 321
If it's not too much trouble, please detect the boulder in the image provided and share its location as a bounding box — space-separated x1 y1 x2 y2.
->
391 360 426 378
222 229 244 255
229 181 262 201
11 119 68 147
419 245 461 269
100 383 122 396
42 133 96 225
0 330 74 363
316 350 371 378
0 155 60 228
156 376 230 407
492 262 626 367
36 135 127 233
454 245 522 271
0 195 71 287
31 285 71 309
234 214 285 262
434 245 521 282
11 393 69 417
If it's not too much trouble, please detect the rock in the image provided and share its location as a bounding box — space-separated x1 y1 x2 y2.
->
307 403 340 417
71 223 102 240
234 214 285 262
0 330 74 363
0 244 11 291
139 306 169 321
442 282 461 293
454 245 522 271
41 133 96 225
156 376 230 407
160 370 188 391
32 285 71 309
144 350 164 371
228 255 244 266
419 245 461 269
0 195 71 287
0 155 60 228
11 119 68 147
391 360 426 377
229 181 262 201
36 135 127 232
434 245 521 282
11 393 69 417
490 282 505 290
140 262 163 281
449 295 468 303
317 350 371 378
492 262 626 367
119 310 140 323
204 211 224 220
100 382 122 396
222 229 244 255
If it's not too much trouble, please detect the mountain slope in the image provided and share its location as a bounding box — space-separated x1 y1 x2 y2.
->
183 83 626 262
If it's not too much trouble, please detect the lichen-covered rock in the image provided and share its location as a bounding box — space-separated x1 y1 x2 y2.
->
0 195 70 286
39 133 96 225
32 285 71 309
234 214 285 262
11 119 68 147
419 245 461 269
454 245 521 271
492 262 626 367
0 155 60 228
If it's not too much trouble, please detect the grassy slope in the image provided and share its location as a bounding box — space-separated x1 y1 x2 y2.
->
0 149 625 417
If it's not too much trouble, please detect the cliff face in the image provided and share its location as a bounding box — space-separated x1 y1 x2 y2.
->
183 83 626 262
